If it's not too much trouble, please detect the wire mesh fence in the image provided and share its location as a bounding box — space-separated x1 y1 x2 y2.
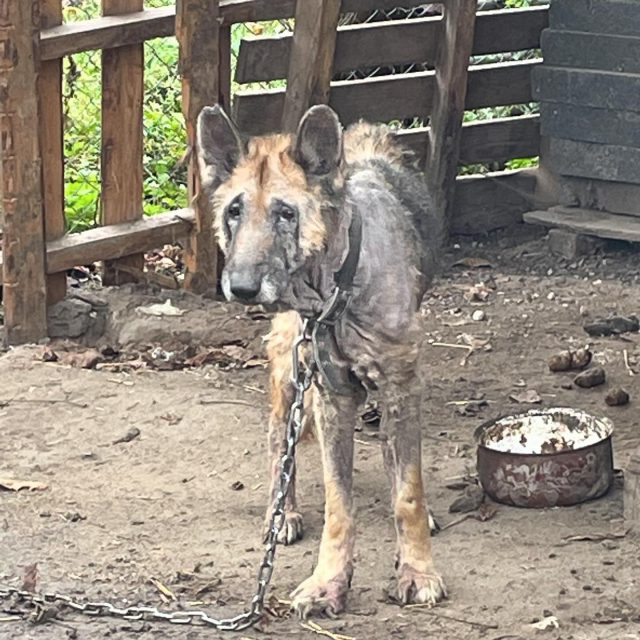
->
59 0 543 234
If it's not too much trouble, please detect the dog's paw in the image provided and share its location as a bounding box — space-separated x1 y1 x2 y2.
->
396 563 447 606
264 511 304 545
428 508 441 535
290 575 349 619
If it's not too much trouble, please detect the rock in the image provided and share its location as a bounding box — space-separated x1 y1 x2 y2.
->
471 309 486 322
605 388 630 406
47 298 92 338
548 348 592 372
574 367 606 388
449 485 484 513
571 348 592 370
584 315 640 337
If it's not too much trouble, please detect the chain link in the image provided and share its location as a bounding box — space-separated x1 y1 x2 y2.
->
0 321 315 632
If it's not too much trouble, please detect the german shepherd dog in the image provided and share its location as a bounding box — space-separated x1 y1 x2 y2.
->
196 104 445 618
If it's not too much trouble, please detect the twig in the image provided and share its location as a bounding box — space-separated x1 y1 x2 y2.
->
556 531 627 546
198 399 255 407
149 577 177 602
623 349 636 376
432 342 473 351
0 398 89 409
439 514 474 531
354 438 377 447
404 605 499 630
301 620 355 640
0 616 21 622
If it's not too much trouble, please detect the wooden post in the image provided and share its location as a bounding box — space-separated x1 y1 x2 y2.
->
101 0 144 285
176 0 220 294
39 0 66 305
425 0 476 237
281 0 342 133
0 1 48 344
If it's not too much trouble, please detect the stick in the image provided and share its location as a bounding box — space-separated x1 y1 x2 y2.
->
0 398 89 409
404 605 499 630
432 342 474 351
623 349 636 376
301 620 356 640
198 399 255 407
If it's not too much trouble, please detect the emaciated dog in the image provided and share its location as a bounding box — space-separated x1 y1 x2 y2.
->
196 104 445 618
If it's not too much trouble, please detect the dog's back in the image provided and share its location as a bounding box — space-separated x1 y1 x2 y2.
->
342 122 442 304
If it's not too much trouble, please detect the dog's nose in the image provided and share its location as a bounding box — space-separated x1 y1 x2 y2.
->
228 271 261 301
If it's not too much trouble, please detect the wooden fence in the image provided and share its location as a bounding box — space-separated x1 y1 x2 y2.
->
0 0 548 345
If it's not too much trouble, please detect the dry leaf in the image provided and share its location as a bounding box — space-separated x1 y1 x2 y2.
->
22 563 38 592
0 478 48 492
531 616 559 630
60 349 102 369
137 299 186 317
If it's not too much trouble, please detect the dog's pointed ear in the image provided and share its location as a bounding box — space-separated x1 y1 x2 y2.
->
294 105 343 176
196 105 243 193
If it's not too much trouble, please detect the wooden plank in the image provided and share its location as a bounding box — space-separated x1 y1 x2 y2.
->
397 115 540 166
40 7 175 61
218 25 232 111
542 29 640 75
452 169 538 235
556 177 640 219
425 0 476 234
39 0 66 305
235 59 538 135
0 209 195 275
46 209 194 274
541 103 640 149
40 0 451 62
547 138 640 184
101 0 144 286
236 6 547 84
281 0 342 132
550 0 640 38
176 0 220 293
524 206 640 243
0 0 49 344
532 66 640 114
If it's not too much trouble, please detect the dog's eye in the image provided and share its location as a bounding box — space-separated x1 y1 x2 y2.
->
276 203 296 223
226 197 243 221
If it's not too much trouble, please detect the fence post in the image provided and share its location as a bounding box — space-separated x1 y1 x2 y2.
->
0 1 48 345
39 0 66 305
101 0 144 285
281 0 342 133
176 0 220 294
425 0 476 237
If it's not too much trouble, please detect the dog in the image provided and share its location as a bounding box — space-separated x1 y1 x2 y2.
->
196 104 445 618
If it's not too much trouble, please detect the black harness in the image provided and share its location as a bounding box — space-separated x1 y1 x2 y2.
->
308 210 364 395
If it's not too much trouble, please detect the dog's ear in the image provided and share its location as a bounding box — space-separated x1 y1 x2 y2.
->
294 105 343 176
196 105 243 193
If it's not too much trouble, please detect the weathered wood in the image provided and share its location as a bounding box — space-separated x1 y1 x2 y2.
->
176 0 220 293
40 7 175 61
235 59 538 135
281 0 342 132
101 0 144 285
452 169 537 235
625 447 640 536
0 210 195 275
550 0 640 38
219 25 232 111
524 206 640 243
556 177 640 219
397 115 540 166
39 0 445 62
541 103 640 149
39 0 66 305
425 0 476 233
547 138 640 184
46 210 194 274
236 6 547 84
533 66 640 114
1 0 48 344
542 29 640 75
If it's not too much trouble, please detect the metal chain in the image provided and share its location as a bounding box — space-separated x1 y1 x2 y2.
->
0 322 315 632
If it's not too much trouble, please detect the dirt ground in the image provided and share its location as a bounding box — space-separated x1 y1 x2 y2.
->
2 225 640 640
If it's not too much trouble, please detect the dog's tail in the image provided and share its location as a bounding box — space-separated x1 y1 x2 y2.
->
343 121 416 169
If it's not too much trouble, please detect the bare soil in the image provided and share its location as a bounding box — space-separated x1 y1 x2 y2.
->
2 225 640 640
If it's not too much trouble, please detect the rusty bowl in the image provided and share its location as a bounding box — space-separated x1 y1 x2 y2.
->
474 407 614 508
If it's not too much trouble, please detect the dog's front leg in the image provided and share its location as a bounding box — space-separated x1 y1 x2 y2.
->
290 389 358 619
381 386 447 606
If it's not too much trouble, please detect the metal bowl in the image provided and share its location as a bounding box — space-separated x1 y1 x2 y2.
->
474 407 614 508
